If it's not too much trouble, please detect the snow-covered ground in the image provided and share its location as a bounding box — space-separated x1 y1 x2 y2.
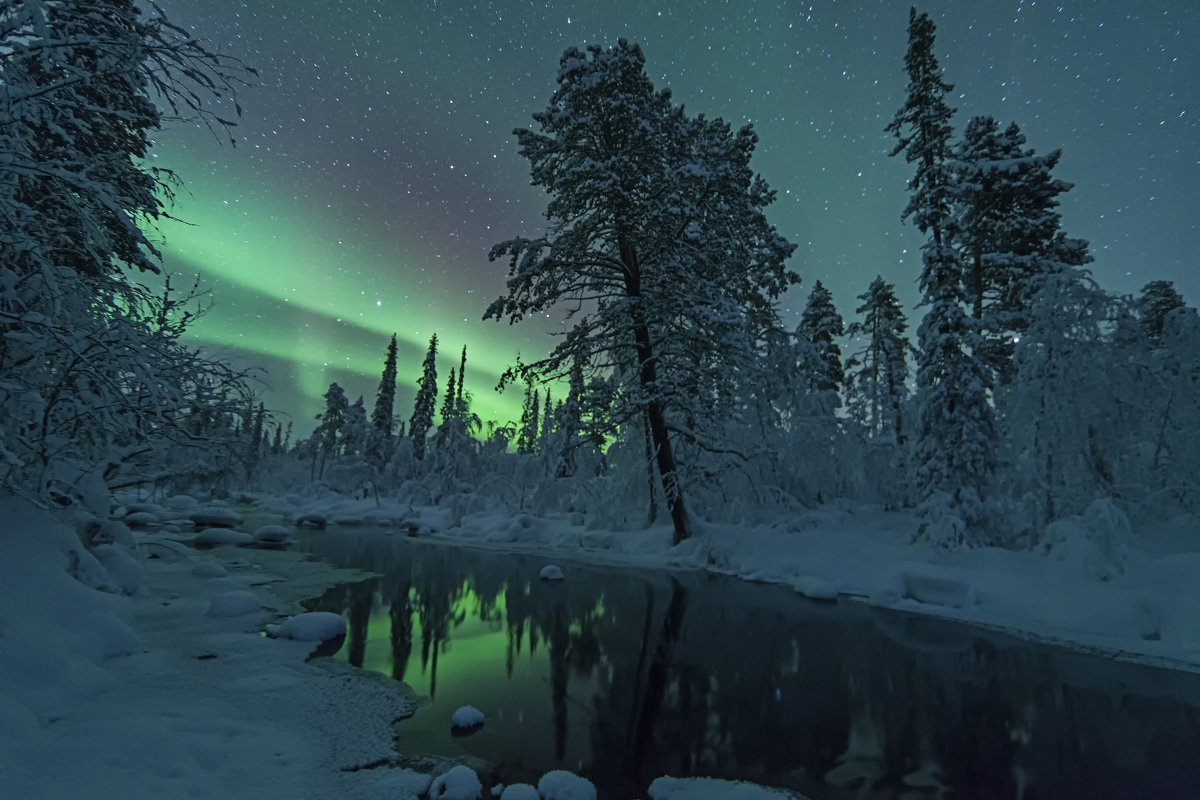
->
3 487 1197 800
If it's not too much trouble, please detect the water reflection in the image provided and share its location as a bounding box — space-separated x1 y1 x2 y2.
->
297 529 1200 798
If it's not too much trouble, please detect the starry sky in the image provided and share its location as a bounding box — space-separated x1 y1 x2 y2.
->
147 0 1199 435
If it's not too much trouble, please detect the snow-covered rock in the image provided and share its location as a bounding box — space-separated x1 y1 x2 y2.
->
498 784 539 800
189 506 242 528
122 510 161 528
451 704 485 730
253 524 292 544
269 611 346 642
92 544 143 595
648 776 795 799
537 770 596 800
195 528 254 547
430 764 482 800
207 590 261 618
539 564 565 581
164 494 200 511
792 575 838 600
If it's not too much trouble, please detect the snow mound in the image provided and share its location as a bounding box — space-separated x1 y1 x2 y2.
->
189 506 242 528
539 564 565 581
123 510 161 528
537 770 596 800
649 775 799 799
269 611 346 642
92 544 143 595
451 704 485 729
1038 498 1132 581
498 784 539 800
792 575 838 600
165 494 200 510
253 524 292 543
207 590 261 618
430 764 482 799
195 528 254 547
191 562 228 578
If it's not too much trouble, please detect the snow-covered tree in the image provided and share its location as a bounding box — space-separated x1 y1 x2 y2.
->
1138 280 1186 345
953 116 1090 380
517 383 541 456
313 383 348 480
486 40 797 544
409 334 438 460
845 276 911 444
798 281 845 396
887 8 997 546
0 0 253 503
368 333 398 466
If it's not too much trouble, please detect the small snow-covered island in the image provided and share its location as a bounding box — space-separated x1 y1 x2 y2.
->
2 3 1198 799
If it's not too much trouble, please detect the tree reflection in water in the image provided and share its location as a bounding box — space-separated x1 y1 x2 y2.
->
298 529 1200 798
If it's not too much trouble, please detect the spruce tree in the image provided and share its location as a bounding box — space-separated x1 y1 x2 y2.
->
370 333 399 455
409 334 438 460
798 280 846 398
1139 280 1186 344
887 8 997 546
846 276 910 443
314 383 348 480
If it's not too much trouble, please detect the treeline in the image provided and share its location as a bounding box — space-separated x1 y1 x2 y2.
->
271 21 1200 549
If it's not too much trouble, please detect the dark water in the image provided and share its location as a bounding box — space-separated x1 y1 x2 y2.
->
293 527 1200 799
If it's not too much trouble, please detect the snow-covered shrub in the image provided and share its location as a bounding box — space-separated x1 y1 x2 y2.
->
1036 497 1131 581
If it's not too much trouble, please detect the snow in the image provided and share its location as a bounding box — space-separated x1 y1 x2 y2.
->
195 527 254 546
649 776 794 799
4 484 1199 799
497 784 540 800
430 764 483 799
0 496 420 800
268 611 347 642
538 563 565 581
451 704 485 728
537 769 597 800
206 590 261 618
253 523 292 543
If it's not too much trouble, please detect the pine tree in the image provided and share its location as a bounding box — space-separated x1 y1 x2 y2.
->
798 280 846 398
1139 280 1186 344
409 334 438 460
314 383 348 480
887 8 997 546
954 116 1090 379
486 40 797 543
341 396 368 457
369 333 399 464
846 276 911 443
517 382 541 455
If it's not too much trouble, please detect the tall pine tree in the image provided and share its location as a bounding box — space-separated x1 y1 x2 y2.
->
798 280 846 399
846 276 910 444
887 8 997 546
409 334 438 460
369 333 399 466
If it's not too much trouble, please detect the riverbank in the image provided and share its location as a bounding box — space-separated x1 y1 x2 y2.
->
0 496 799 800
261 488 1200 674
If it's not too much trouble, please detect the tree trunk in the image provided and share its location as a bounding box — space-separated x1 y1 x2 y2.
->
619 233 690 544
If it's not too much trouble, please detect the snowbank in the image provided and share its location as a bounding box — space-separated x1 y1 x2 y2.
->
0 497 420 800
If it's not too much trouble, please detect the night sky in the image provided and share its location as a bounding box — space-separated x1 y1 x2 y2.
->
148 0 1199 434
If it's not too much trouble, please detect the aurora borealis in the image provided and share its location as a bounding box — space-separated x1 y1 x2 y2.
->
148 0 1199 434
